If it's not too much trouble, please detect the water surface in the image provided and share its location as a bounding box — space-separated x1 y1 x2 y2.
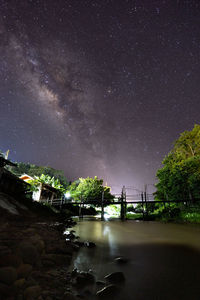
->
71 219 200 299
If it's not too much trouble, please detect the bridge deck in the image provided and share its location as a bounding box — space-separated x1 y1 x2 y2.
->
48 198 193 207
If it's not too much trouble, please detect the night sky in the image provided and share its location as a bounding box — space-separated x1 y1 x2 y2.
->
1 0 200 192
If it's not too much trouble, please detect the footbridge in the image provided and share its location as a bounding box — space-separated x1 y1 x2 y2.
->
42 186 194 220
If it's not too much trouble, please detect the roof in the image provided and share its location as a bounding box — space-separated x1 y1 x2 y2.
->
20 174 34 182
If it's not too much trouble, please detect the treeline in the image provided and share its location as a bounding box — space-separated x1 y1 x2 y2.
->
0 150 113 204
6 161 69 188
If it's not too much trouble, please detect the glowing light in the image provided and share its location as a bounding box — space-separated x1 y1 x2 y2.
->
65 192 71 199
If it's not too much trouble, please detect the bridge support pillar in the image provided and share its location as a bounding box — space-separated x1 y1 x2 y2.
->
101 191 104 220
101 204 104 220
120 186 126 221
79 204 83 219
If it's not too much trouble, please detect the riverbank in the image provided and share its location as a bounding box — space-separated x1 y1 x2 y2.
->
126 210 200 223
0 193 80 300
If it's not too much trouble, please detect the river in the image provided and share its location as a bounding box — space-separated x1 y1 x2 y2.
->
70 218 200 299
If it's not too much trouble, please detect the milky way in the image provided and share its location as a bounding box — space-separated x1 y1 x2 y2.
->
1 1 200 192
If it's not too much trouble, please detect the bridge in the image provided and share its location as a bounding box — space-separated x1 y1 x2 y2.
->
42 186 195 220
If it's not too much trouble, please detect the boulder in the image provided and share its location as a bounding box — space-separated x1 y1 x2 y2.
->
0 254 22 268
96 280 106 286
104 272 125 284
46 241 73 255
96 284 119 298
75 271 95 286
17 242 39 265
41 254 71 265
14 278 26 289
25 278 38 288
24 285 41 299
29 235 45 254
17 264 32 278
0 266 17 285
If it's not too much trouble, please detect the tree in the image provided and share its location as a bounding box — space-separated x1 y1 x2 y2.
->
68 176 114 204
155 124 200 201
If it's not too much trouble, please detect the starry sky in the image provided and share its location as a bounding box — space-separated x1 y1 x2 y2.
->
1 0 200 192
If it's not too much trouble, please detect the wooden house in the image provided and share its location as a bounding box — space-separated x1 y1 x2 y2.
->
20 174 60 202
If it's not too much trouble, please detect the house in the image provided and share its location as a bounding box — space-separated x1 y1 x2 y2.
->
20 174 60 203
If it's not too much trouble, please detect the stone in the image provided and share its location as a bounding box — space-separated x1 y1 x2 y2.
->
84 241 96 248
46 241 72 255
18 242 39 266
29 235 45 254
114 257 128 264
0 254 22 268
41 254 71 265
42 260 55 268
75 271 95 286
0 282 12 296
17 264 32 278
71 268 78 278
63 292 78 300
96 284 119 298
104 272 125 284
0 266 17 285
24 285 41 299
65 233 76 240
14 278 26 289
74 241 84 247
25 278 38 288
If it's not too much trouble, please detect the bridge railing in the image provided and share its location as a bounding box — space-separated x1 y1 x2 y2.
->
44 193 155 207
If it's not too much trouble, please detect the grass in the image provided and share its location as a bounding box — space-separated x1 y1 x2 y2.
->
126 209 200 224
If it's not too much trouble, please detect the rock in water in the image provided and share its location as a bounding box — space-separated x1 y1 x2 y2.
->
96 284 119 298
75 271 96 286
114 256 128 264
84 241 96 248
104 272 125 284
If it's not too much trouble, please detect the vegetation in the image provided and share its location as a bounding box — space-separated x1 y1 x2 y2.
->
27 174 65 194
68 176 114 205
127 125 200 223
6 161 69 188
155 124 200 202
